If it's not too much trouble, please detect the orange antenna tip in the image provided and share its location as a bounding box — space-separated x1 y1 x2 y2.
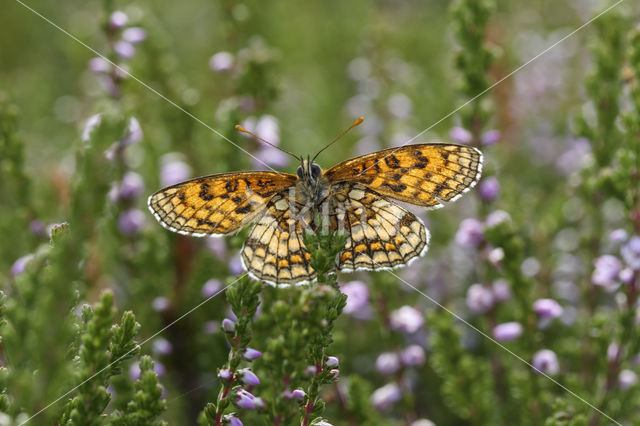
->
354 116 364 125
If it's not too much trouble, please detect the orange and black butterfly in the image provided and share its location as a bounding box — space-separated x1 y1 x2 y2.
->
148 120 482 287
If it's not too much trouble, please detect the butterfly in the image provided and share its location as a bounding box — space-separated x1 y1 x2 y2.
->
148 123 482 287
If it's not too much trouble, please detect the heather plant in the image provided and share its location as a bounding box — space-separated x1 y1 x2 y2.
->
1 0 639 425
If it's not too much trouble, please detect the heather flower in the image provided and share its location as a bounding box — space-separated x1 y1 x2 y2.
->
81 113 102 141
376 352 401 375
619 268 634 284
455 218 484 247
253 148 289 169
228 255 244 275
114 41 135 59
329 369 340 379
235 389 261 410
118 171 144 200
466 283 494 314
238 368 260 386
621 236 640 270
118 208 145 235
314 421 334 426
204 320 220 334
122 117 143 145
487 247 505 265
152 337 173 355
607 343 620 362
491 279 511 302
387 93 412 119
521 257 541 277
371 383 402 411
492 322 523 341
222 318 236 333
222 414 243 426
340 280 371 319
533 298 563 319
122 27 147 44
485 210 511 227
243 348 262 361
202 279 222 298
592 255 622 290
389 306 424 333
160 155 191 187
305 365 318 376
29 220 46 236
209 51 234 72
401 345 425 367
108 11 128 29
325 356 339 368
619 369 637 390
11 254 34 276
411 420 436 426
88 57 111 74
481 129 501 146
218 369 232 381
206 237 228 258
449 126 472 144
609 229 629 244
532 349 559 375
478 176 500 201
152 297 170 312
291 389 306 400
347 57 371 81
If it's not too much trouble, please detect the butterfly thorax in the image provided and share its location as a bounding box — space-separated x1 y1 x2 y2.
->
295 158 330 207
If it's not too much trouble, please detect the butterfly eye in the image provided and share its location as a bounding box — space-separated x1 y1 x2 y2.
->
311 164 321 179
296 166 304 179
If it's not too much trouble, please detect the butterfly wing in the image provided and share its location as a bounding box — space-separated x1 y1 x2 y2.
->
324 144 482 209
329 183 429 272
241 192 315 286
148 172 297 236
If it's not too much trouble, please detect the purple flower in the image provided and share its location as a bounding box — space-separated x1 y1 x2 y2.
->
218 368 233 381
238 368 260 386
621 236 640 270
152 297 170 312
160 155 191 187
620 268 634 284
455 218 484 247
204 320 220 334
122 27 147 44
314 421 333 426
222 318 236 333
449 126 472 144
607 343 620 362
491 279 511 302
532 349 559 375
329 369 340 379
609 229 629 244
376 352 401 375
619 369 637 390
206 237 228 258
252 148 290 169
341 281 371 319
30 220 46 236
389 306 424 334
401 345 425 367
114 41 135 59
11 254 34 276
466 283 494 314
371 383 402 411
118 209 145 236
485 210 511 227
487 247 505 266
235 389 260 410
222 414 243 426
82 113 102 141
229 255 244 275
533 298 563 319
243 348 262 361
592 255 622 290
152 338 173 355
118 171 144 200
108 11 128 29
481 129 501 146
291 389 306 400
478 177 500 202
209 51 234 72
492 322 523 341
122 117 143 145
129 362 141 380
305 365 318 376
88 57 111 74
202 279 222 298
325 356 339 368
387 93 412 119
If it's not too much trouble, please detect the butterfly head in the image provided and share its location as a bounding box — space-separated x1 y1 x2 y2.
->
297 157 323 183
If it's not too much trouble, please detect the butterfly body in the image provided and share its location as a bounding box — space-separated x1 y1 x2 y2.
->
148 143 483 287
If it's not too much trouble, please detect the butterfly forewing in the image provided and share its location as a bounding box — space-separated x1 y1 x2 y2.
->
324 144 482 209
148 171 297 236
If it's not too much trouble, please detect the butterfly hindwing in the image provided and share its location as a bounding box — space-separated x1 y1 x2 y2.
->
148 172 297 236
324 144 482 209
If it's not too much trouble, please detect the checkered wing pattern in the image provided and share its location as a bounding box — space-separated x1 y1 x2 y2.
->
148 172 297 236
324 144 482 209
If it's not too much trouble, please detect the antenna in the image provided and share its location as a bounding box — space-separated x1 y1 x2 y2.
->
311 116 364 163
235 124 301 161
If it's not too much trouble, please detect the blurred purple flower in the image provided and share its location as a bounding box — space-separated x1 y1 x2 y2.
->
243 348 262 361
29 220 46 236
481 129 501 146
491 279 511 302
122 27 147 44
592 255 622 290
329 369 340 379
371 383 402 411
222 414 243 426
532 349 559 375
108 11 128 29
206 237 228 258
533 298 563 319
218 368 232 381
202 279 222 298
160 156 191 187
376 352 401 375
621 236 640 270
129 360 165 380
204 320 220 334
341 281 371 319
485 210 511 227
152 297 170 312
118 208 145 235
292 389 306 400
455 218 484 247
389 306 424 334
114 41 135 59
347 57 371 81
235 389 261 410
88 57 111 74
449 127 472 144
252 148 290 169
487 247 505 266
354 137 381 157
478 176 500 202
11 254 34 276
152 337 173 355
401 345 425 367
209 51 234 72
122 117 143 145
466 283 494 314
619 268 634 284
229 255 244 275
609 229 629 244
607 343 620 362
387 93 412 119
222 318 236 333
325 356 339 368
82 113 102 141
305 365 318 376
238 368 260 386
118 171 144 200
619 369 637 390
492 322 523 341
